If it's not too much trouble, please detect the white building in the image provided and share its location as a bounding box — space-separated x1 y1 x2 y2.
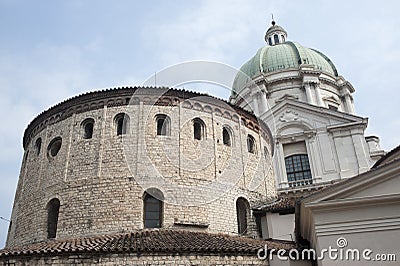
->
229 20 385 192
232 20 399 266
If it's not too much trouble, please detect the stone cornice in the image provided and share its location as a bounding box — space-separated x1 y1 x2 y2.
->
23 86 273 150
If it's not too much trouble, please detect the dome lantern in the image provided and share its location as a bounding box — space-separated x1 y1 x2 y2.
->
264 20 287 46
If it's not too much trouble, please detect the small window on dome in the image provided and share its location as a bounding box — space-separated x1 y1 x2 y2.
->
268 37 272 46
35 138 42 156
193 118 205 140
115 113 130 136
274 34 279 44
81 118 95 139
47 137 62 158
222 127 232 146
156 114 170 136
247 134 256 154
281 35 285 42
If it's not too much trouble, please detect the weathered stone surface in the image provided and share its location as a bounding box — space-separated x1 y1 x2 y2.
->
6 87 277 248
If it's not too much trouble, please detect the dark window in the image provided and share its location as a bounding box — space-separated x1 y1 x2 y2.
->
35 138 42 156
193 118 205 140
156 114 170 136
47 137 62 158
247 135 256 153
274 34 279 44
144 189 163 228
81 118 95 139
264 146 269 160
285 154 313 187
115 113 130 136
236 197 249 234
47 198 60 239
268 37 272 45
222 127 231 146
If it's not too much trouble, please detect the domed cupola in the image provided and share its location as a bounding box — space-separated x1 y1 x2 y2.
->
231 20 339 96
265 20 287 45
230 20 356 117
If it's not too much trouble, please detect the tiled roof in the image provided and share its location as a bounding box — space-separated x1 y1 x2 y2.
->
255 197 297 213
254 187 327 213
0 229 297 258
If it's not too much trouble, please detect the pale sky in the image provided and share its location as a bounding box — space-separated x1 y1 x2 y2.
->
1 0 400 248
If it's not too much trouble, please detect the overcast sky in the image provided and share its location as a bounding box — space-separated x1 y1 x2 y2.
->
1 0 400 248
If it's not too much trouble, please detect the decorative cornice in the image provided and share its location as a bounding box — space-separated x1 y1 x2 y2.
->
23 86 273 151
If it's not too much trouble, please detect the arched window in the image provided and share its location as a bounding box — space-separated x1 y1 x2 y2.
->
274 34 279 44
35 138 42 156
236 197 250 235
81 118 95 139
264 146 269 160
156 114 170 136
115 113 130 136
247 135 256 154
222 127 232 146
47 137 62 158
143 188 164 229
193 118 205 140
47 198 60 239
285 154 312 187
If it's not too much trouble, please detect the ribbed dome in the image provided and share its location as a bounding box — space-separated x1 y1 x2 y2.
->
232 41 338 94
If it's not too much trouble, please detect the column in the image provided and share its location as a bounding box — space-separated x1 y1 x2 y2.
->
251 95 260 116
259 91 268 114
304 83 315 105
344 94 355 114
314 83 324 106
273 142 288 188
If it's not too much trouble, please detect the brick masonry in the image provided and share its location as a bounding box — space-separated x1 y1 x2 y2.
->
6 87 277 248
1 253 269 265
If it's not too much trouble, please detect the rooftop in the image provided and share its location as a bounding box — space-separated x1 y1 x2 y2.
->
0 229 297 258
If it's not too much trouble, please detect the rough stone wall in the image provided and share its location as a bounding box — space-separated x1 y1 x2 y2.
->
0 253 269 266
7 90 276 247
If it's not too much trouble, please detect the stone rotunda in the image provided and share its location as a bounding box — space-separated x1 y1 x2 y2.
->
0 87 284 265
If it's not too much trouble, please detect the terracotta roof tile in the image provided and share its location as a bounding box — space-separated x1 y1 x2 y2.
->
0 229 297 258
254 187 327 213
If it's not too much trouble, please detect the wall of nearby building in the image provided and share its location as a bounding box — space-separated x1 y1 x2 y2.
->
299 159 400 266
310 204 400 266
266 213 295 241
6 89 276 247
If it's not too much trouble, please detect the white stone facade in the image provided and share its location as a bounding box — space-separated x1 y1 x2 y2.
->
230 57 384 191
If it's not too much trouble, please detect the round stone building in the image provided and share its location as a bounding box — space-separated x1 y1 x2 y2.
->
2 87 280 265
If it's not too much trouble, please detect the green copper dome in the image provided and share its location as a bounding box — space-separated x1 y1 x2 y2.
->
232 41 338 94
